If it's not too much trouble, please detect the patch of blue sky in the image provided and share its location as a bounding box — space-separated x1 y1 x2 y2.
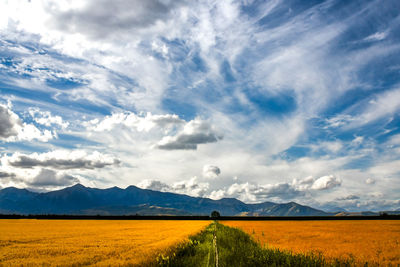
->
0 141 50 154
374 114 400 143
243 87 297 117
0 80 111 116
162 38 192 62
280 146 312 161
341 155 376 171
321 89 380 119
220 60 236 83
254 0 326 30
45 76 87 90
0 57 15 68
49 134 100 150
11 38 88 65
355 52 400 88
190 52 208 73
161 97 197 121
331 2 400 50
0 79 56 103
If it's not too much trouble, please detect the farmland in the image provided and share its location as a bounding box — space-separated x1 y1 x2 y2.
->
0 219 209 266
223 220 400 265
1 219 400 266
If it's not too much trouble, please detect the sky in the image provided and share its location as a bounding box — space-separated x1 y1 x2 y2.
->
0 0 399 212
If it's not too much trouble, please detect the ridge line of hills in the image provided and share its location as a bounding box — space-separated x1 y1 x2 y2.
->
0 183 397 216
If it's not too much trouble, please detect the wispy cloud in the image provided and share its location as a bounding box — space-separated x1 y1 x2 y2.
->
1 0 400 210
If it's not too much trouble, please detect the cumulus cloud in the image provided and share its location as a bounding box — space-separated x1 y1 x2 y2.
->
137 179 170 192
310 175 342 190
28 108 69 129
208 181 304 203
365 178 376 185
156 119 223 150
28 168 79 187
292 175 342 191
209 175 342 202
0 104 20 139
3 150 120 170
138 176 209 197
202 165 221 179
0 104 54 142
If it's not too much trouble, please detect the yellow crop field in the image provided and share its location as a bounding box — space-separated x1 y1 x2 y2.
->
223 220 400 265
0 219 209 266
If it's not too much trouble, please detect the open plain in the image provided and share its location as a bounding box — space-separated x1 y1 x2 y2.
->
223 220 400 266
0 219 209 266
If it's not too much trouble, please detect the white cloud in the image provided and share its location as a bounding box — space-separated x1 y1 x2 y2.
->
208 174 342 202
87 112 184 132
137 179 170 192
310 175 342 190
327 87 400 130
0 0 399 211
28 108 69 129
0 103 55 142
0 103 20 139
365 178 376 185
138 176 209 198
202 165 221 179
156 118 223 150
364 31 387 42
3 150 120 170
28 168 79 187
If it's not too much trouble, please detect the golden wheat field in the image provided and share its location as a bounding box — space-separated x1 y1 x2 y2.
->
223 220 400 265
0 219 209 266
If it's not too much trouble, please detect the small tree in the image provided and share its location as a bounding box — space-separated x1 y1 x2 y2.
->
211 210 220 218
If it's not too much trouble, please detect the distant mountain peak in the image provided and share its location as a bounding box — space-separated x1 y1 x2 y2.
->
0 184 329 216
70 183 87 189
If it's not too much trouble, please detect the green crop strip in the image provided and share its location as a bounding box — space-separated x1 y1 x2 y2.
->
148 222 360 267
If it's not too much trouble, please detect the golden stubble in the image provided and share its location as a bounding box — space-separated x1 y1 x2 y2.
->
0 219 209 266
223 220 400 266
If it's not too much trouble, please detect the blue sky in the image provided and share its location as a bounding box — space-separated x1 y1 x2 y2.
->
0 0 399 211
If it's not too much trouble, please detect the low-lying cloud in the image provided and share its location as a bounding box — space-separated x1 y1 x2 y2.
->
138 176 209 197
209 175 342 203
4 150 120 170
28 168 80 187
156 119 223 150
202 165 221 179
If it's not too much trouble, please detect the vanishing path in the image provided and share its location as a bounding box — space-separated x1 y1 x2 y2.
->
153 222 360 266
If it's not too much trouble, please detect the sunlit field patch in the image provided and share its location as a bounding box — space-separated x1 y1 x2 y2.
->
0 219 209 266
223 220 400 266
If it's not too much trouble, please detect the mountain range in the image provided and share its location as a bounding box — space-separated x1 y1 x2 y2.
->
0 183 333 216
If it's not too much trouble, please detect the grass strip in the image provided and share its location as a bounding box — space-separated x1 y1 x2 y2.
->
146 222 359 267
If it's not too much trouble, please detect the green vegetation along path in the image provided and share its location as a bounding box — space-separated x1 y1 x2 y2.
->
147 222 357 267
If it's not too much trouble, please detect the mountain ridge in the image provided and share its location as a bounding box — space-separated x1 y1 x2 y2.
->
1 183 329 216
